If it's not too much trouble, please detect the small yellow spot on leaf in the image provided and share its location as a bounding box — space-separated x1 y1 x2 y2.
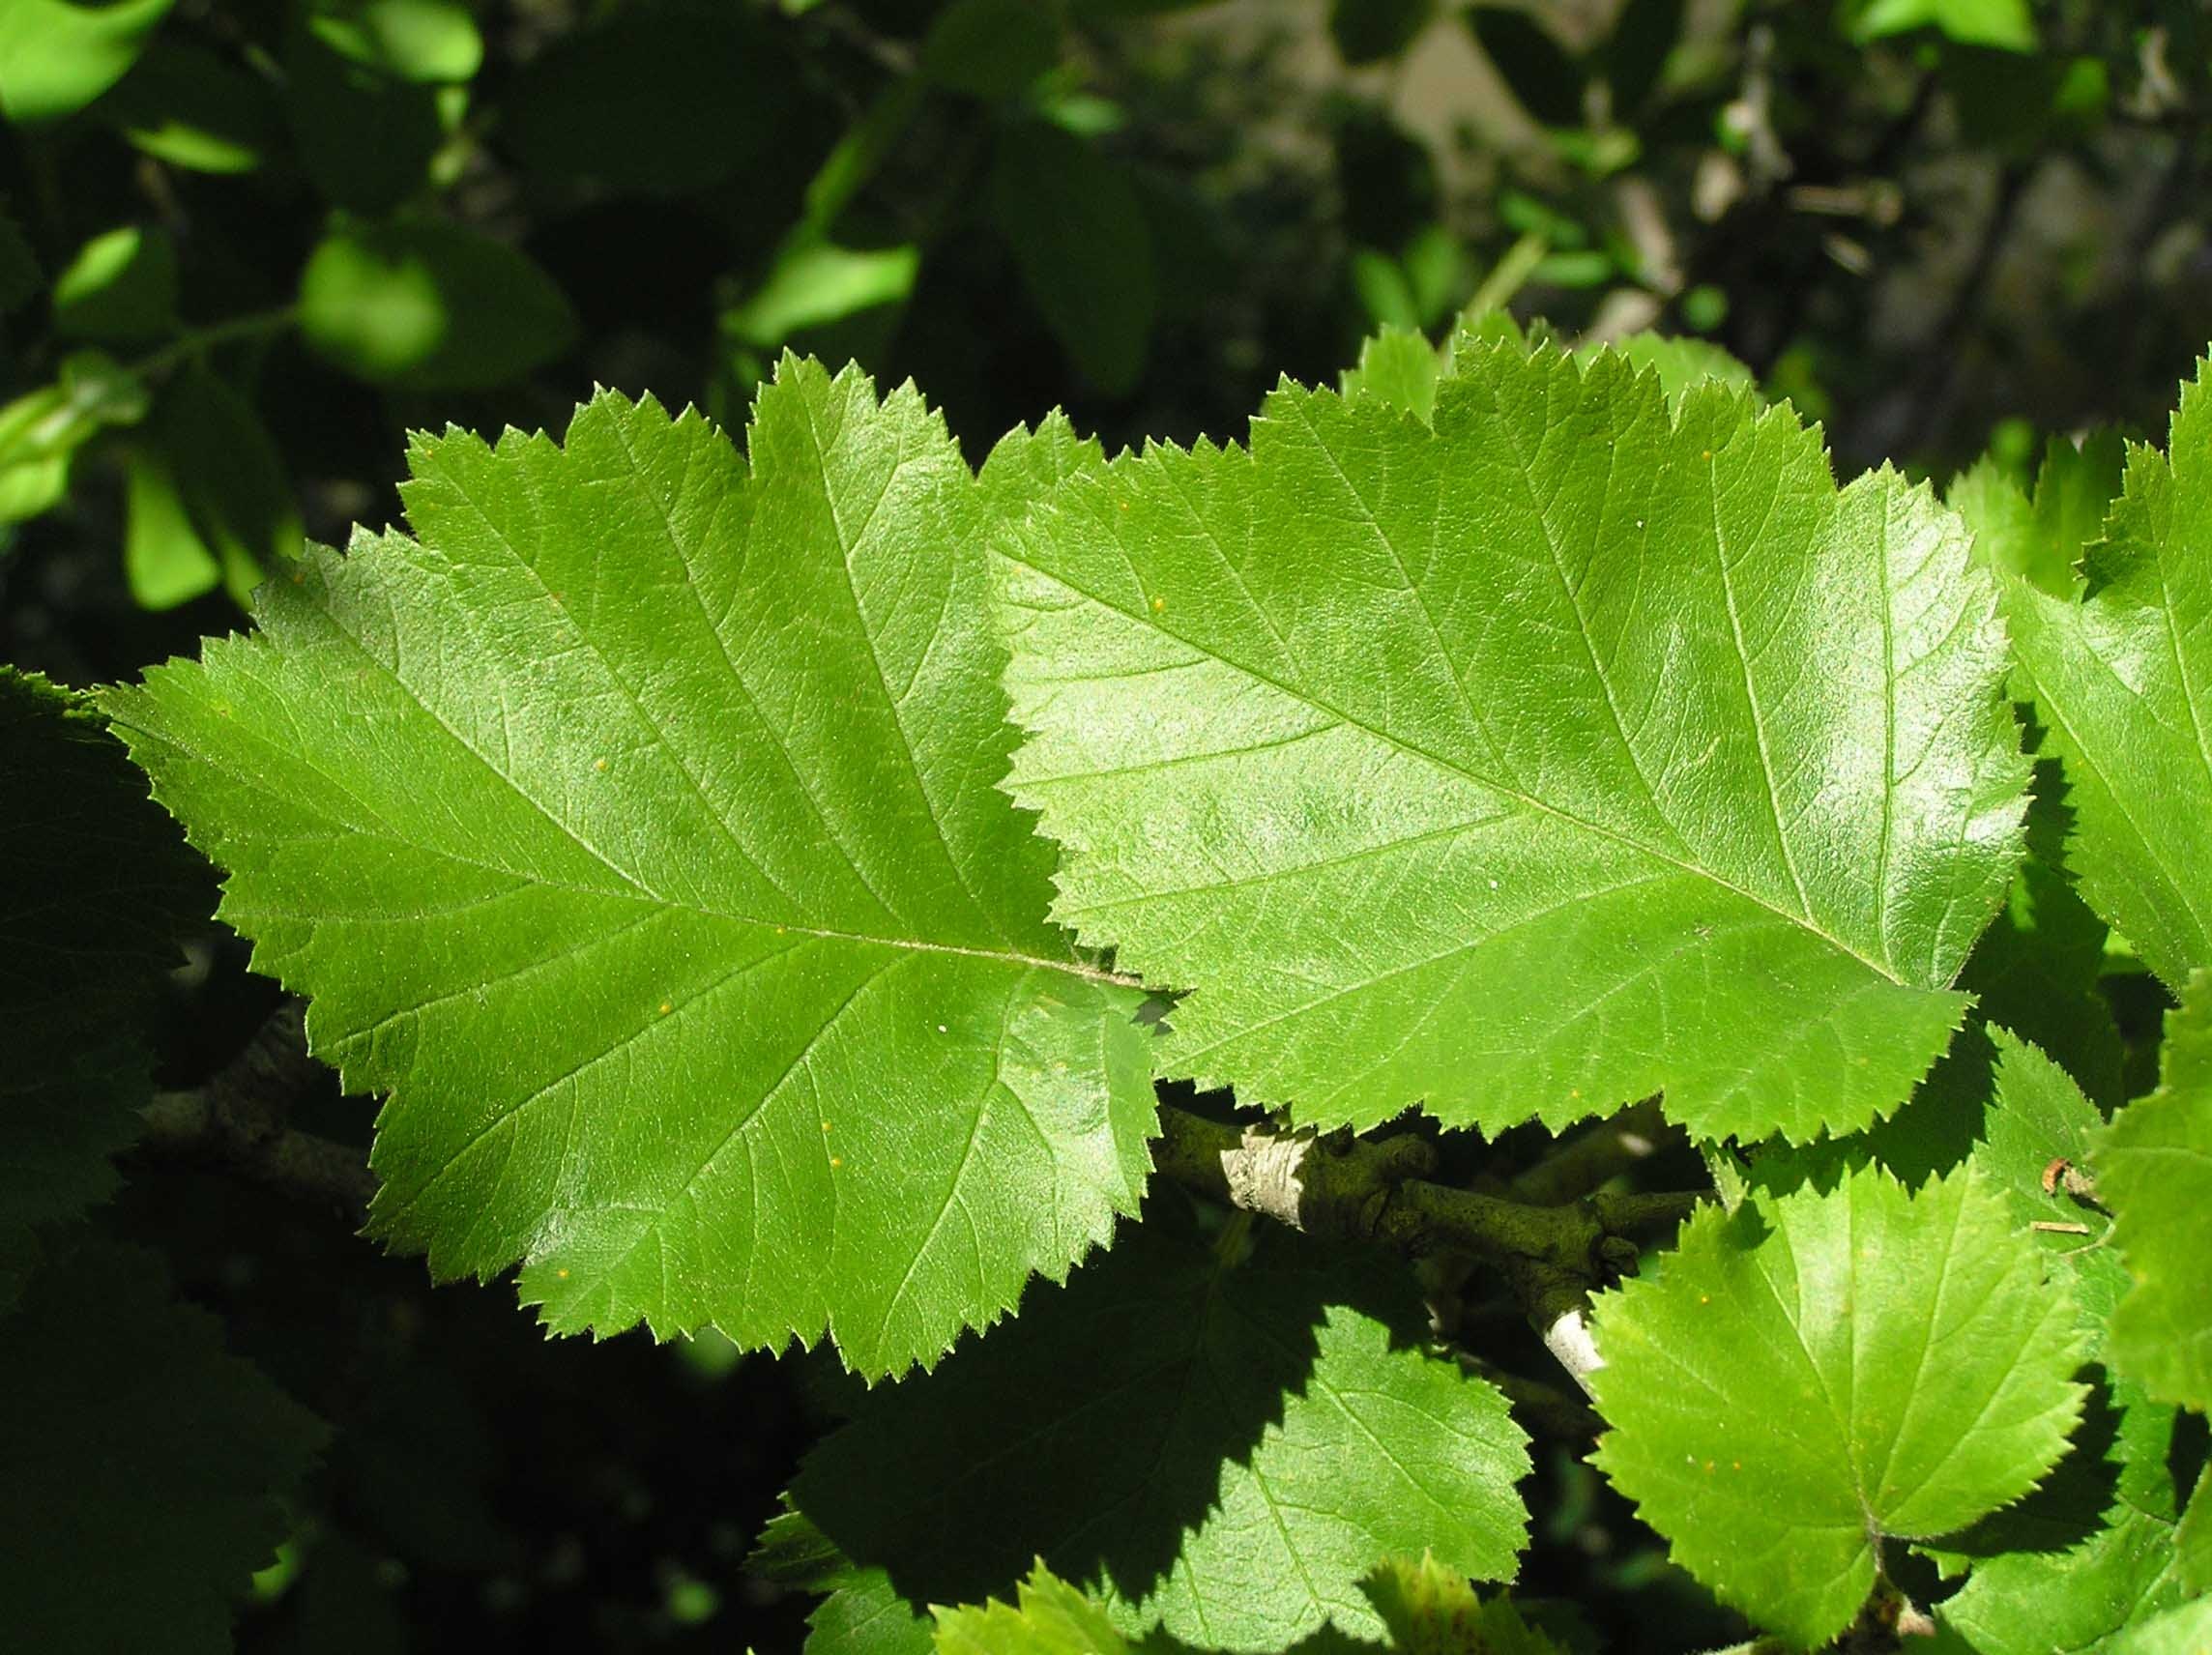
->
830 1155 844 1170
1699 1293 1711 1305
658 1001 673 1015
557 1268 569 1279
821 1121 832 1133
594 758 608 772
1150 595 1166 614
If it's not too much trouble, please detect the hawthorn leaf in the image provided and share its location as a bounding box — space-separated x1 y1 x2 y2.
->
1587 1162 2085 1648
2092 967 2212 1410
2178 1471 2212 1595
750 1505 936 1655
999 340 2027 1142
100 362 1157 1377
791 1206 1531 1652
0 670 212 1295
1360 1555 1565 1654
2000 363 2212 987
934 1564 1135 1655
0 1238 326 1654
2108 1599 2212 1655
1958 853 2124 1110
1341 325 1443 423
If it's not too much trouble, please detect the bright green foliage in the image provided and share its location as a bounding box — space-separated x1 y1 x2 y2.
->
2108 1599 2212 1655
0 1239 326 1654
2093 969 2212 1410
1849 0 2035 50
935 1563 1135 1654
1341 327 1442 424
790 1209 1530 1652
0 672 212 1294
1583 334 1756 408
0 0 173 123
1971 1029 2116 1281
999 340 2027 1143
1999 366 2212 988
1361 1555 1562 1654
1587 1163 2084 1647
51 223 178 344
2179 1473 2212 1595
99 363 1158 1377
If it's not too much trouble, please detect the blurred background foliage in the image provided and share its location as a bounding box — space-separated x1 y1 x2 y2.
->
5 0 2212 1648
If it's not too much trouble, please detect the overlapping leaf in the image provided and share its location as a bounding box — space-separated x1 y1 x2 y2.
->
935 1564 1136 1655
0 1239 326 1654
999 340 2027 1142
1587 1163 2084 1647
1995 367 2212 987
791 1206 1530 1652
100 362 1156 1376
2092 968 2212 1410
0 669 213 1299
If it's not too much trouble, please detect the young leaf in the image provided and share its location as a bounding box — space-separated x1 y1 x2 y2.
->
934 1563 1134 1655
790 1207 1530 1651
2000 363 2212 986
1341 325 1443 423
1587 1162 2085 1648
2091 968 2212 1410
1361 1554 1564 1654
100 363 1157 1377
0 1238 326 1655
999 340 2027 1142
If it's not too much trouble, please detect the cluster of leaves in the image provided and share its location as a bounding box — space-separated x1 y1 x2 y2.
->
12 304 2212 1653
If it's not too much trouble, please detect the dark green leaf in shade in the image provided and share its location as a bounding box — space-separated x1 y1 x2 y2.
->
297 219 576 391
0 1238 327 1654
1329 0 1436 67
0 211 43 311
51 223 178 345
1465 10 1585 127
284 17 441 214
148 365 302 605
1588 1163 2085 1647
1599 0 1683 115
791 1209 1530 1651
2092 968 2212 1410
0 0 173 124
1958 852 2125 1110
990 125 1155 397
97 39 286 173
499 2 802 197
99 365 1157 1378
750 1506 938 1655
0 672 212 1289
998 341 2028 1145
921 0 1062 99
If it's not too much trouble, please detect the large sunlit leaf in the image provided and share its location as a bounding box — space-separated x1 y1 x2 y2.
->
1587 1162 2085 1647
791 1205 1531 1652
2092 968 2212 1410
100 362 1157 1377
999 340 2027 1143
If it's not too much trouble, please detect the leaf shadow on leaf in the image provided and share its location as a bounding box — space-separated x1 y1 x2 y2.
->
788 1189 1424 1624
1743 1023 1997 1200
1926 1365 2127 1561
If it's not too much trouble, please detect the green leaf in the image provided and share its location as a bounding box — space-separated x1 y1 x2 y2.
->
499 1 803 198
123 448 223 610
2092 968 2212 1410
1590 333 1756 408
0 350 150 525
0 672 214 1271
935 1563 1134 1654
283 16 440 213
750 1506 939 1655
1850 0 2036 51
0 0 173 124
991 125 1154 397
1587 1163 2086 1648
98 39 287 173
2000 361 2212 988
1967 1029 2119 1293
0 1238 327 1653
723 241 920 351
1329 0 1436 66
998 340 2027 1143
921 0 1062 99
1466 9 1584 127
1957 853 2125 1110
2108 1600 2212 1655
1341 325 1442 423
100 363 1157 1377
790 1207 1530 1650
307 0 482 83
51 224 178 345
2178 1470 2212 1595
1361 1555 1564 1655
147 366 301 606
298 219 576 391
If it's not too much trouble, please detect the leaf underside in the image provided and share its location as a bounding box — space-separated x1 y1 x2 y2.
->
101 362 1157 1377
999 339 2026 1145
